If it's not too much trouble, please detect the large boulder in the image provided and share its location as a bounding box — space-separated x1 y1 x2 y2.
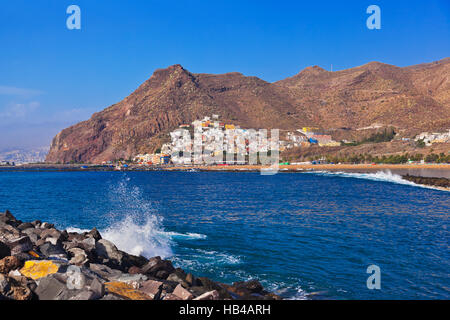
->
122 252 148 270
141 256 175 279
0 223 21 243
19 260 64 280
104 281 152 300
0 274 11 296
0 210 19 227
88 263 123 281
197 277 232 299
85 228 102 241
68 248 89 266
33 274 75 300
0 256 23 274
167 269 189 287
38 242 67 259
227 279 280 300
138 279 163 300
21 228 39 244
233 279 264 294
194 290 220 300
89 277 105 299
7 236 34 255
0 274 32 300
17 222 34 231
95 239 124 269
172 284 194 300
10 283 33 300
40 228 67 243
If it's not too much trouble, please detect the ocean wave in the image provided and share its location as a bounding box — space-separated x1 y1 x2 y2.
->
63 174 209 259
101 215 173 259
306 170 449 191
160 231 207 240
171 248 242 268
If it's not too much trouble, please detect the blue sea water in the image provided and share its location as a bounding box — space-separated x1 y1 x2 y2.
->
0 169 448 299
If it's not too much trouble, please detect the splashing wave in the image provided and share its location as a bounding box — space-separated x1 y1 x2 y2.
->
306 170 448 191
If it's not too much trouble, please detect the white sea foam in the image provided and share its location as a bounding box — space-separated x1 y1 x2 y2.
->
307 170 449 191
65 227 90 233
101 215 173 258
160 231 207 240
171 248 242 269
196 249 242 264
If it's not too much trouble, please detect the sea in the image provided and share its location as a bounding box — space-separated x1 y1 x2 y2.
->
0 169 448 299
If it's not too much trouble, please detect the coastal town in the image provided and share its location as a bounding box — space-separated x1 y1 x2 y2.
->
2 115 450 169
128 114 450 168
133 114 342 167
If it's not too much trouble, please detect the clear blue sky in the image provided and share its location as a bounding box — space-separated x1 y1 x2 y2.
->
0 0 449 149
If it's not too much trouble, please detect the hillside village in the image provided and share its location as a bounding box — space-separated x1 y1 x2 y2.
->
131 115 450 167
132 114 340 166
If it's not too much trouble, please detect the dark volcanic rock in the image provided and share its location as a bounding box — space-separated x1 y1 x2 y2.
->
141 256 175 279
17 222 34 231
227 279 281 300
0 241 11 259
85 228 102 241
402 174 450 188
34 274 74 300
197 277 232 299
89 277 105 299
0 210 280 300
38 242 67 259
0 210 19 227
8 236 34 255
95 239 124 269
0 256 23 274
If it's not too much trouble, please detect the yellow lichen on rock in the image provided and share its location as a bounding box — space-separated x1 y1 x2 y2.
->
19 260 60 280
28 250 40 258
105 281 151 300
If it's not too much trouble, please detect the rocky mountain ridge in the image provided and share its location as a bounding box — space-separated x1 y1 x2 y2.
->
46 58 450 163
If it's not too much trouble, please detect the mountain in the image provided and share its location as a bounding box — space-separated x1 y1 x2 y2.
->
275 58 450 134
0 147 49 164
46 58 450 163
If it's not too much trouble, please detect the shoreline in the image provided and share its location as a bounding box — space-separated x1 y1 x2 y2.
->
2 163 449 189
0 210 280 300
3 163 450 170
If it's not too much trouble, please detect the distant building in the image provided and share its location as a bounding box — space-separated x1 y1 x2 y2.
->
310 134 333 145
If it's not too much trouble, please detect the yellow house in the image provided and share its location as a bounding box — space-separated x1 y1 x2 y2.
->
302 127 319 133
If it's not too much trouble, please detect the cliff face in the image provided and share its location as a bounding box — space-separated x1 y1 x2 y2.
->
46 59 450 163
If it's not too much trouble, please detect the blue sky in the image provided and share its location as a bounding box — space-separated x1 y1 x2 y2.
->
0 0 449 149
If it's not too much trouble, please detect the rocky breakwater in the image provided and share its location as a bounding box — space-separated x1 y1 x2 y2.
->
0 210 280 300
402 174 450 189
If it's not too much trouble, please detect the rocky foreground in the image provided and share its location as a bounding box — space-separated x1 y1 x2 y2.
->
0 211 280 300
